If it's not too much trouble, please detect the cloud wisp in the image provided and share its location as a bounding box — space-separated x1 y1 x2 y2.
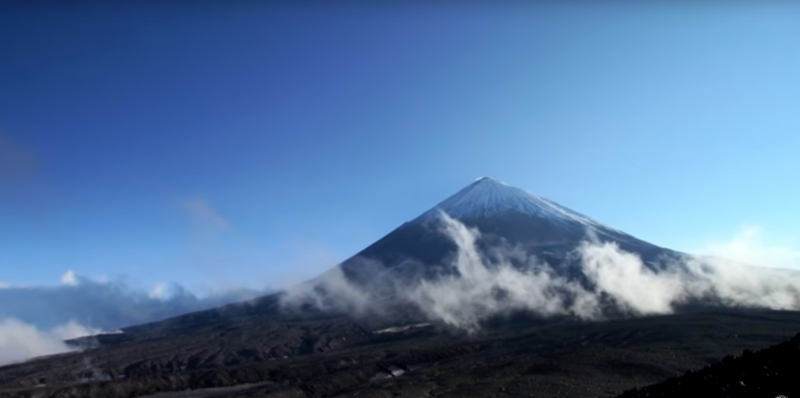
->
281 213 800 332
0 133 38 186
178 196 231 235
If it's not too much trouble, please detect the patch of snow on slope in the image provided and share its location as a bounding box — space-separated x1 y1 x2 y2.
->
373 323 431 334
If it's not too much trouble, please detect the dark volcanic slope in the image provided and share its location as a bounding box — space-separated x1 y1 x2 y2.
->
2 308 800 398
615 331 800 398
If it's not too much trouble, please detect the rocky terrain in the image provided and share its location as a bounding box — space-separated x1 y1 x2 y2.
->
616 326 800 398
1 307 799 398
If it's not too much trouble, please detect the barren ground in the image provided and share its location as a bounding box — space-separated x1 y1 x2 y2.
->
1 307 799 398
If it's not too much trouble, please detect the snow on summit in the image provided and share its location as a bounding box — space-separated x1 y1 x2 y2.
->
415 177 616 230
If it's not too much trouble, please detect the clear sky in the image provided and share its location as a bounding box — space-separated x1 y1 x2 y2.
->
2 3 799 292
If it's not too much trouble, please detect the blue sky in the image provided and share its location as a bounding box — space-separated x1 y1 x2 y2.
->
2 3 799 292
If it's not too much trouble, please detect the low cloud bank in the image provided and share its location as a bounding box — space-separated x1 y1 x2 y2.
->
0 274 274 333
282 213 800 331
0 318 100 366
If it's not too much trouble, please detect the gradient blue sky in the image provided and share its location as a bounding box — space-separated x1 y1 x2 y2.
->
2 3 799 292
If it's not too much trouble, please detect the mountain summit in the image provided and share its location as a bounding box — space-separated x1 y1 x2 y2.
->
415 177 616 232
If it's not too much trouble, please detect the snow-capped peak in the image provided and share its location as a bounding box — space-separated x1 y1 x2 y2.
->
415 177 617 231
474 176 503 182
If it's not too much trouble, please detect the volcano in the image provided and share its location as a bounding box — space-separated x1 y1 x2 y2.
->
84 176 691 338
122 177 687 330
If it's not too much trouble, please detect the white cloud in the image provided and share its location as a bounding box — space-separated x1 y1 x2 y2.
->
281 266 375 315
0 318 99 366
406 214 596 330
149 283 167 299
61 270 78 286
49 320 102 341
578 239 686 316
0 281 9 289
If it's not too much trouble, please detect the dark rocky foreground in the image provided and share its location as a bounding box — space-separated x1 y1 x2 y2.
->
616 330 800 398
2 305 800 398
